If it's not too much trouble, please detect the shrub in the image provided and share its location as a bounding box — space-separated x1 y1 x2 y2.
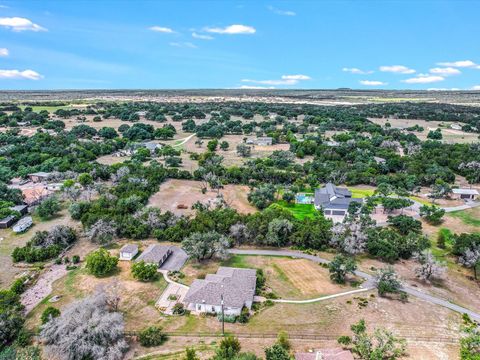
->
172 303 186 315
36 196 61 220
138 326 167 347
72 255 80 264
131 261 158 281
237 306 250 324
41 306 61 325
85 248 118 277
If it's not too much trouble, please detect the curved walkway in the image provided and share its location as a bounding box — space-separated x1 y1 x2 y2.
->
272 288 372 304
228 249 480 321
173 134 195 148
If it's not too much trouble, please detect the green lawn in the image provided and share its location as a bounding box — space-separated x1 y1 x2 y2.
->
275 201 317 220
347 187 375 198
408 196 432 206
19 105 70 112
449 208 480 228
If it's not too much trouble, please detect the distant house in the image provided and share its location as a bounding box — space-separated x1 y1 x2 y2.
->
450 123 462 130
452 188 479 201
119 244 139 261
325 140 340 147
314 183 362 222
21 186 53 206
12 216 33 233
295 349 354 360
27 172 51 183
373 156 386 164
184 267 257 316
246 137 273 146
10 205 28 216
0 216 16 229
142 141 162 154
136 244 172 267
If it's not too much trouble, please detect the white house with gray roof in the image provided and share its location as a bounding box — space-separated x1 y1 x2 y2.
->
452 188 479 201
119 244 138 261
314 183 363 222
184 267 256 316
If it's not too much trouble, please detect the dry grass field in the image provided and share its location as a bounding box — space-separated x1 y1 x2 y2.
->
369 117 479 143
148 179 256 216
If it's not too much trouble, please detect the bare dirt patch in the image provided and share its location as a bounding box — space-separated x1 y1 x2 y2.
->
148 179 256 216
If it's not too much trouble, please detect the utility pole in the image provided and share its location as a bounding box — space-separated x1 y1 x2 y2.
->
221 294 225 336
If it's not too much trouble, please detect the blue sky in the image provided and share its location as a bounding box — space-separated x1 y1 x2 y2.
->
1 0 480 90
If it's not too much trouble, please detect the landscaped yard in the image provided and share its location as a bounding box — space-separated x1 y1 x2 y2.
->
275 200 317 220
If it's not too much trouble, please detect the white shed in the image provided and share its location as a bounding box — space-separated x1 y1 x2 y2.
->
119 244 139 261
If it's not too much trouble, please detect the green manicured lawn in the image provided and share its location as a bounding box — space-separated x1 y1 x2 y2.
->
449 208 480 227
347 187 375 198
221 255 250 268
275 201 317 220
408 196 432 206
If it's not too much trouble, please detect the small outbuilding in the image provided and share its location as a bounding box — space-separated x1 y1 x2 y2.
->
12 216 33 233
27 172 51 183
452 188 479 201
119 244 139 261
0 215 16 229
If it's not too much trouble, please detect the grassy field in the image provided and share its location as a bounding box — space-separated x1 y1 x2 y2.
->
448 207 480 228
275 200 316 220
348 187 375 198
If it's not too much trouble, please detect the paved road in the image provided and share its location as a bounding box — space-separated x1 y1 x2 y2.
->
442 201 480 213
229 248 480 321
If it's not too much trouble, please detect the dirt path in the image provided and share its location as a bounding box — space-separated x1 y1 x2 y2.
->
21 264 67 313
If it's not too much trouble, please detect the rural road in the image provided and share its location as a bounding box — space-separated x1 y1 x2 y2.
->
228 248 480 322
173 134 195 148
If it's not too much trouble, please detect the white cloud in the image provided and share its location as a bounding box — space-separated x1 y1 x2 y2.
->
402 74 444 84
0 48 8 57
437 60 479 68
342 67 373 75
205 24 256 35
169 42 197 49
359 80 387 86
0 69 43 80
429 67 461 76
267 5 296 16
238 85 275 89
0 17 46 32
472 85 480 90
379 65 415 74
192 32 213 40
241 74 310 86
149 26 174 33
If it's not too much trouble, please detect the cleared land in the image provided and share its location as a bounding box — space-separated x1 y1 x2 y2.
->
369 117 479 143
148 179 256 216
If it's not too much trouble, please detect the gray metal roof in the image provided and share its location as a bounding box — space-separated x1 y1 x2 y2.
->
136 244 172 264
314 183 361 210
28 172 50 177
120 244 138 254
184 267 256 308
452 188 479 195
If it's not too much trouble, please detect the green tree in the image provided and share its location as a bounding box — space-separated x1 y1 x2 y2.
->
207 139 219 152
248 185 276 210
265 344 291 360
131 261 158 281
85 248 118 277
328 254 357 284
338 319 407 359
183 347 200 360
36 196 61 220
41 306 60 325
138 326 167 347
276 331 291 350
375 266 402 297
419 205 445 225
214 336 241 360
220 141 229 151
78 173 93 187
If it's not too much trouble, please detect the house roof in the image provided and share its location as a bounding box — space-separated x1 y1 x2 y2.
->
295 349 354 360
136 244 172 264
10 205 27 213
0 215 15 224
184 267 256 308
28 172 50 177
373 156 386 163
314 183 361 210
452 188 479 195
120 244 138 254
